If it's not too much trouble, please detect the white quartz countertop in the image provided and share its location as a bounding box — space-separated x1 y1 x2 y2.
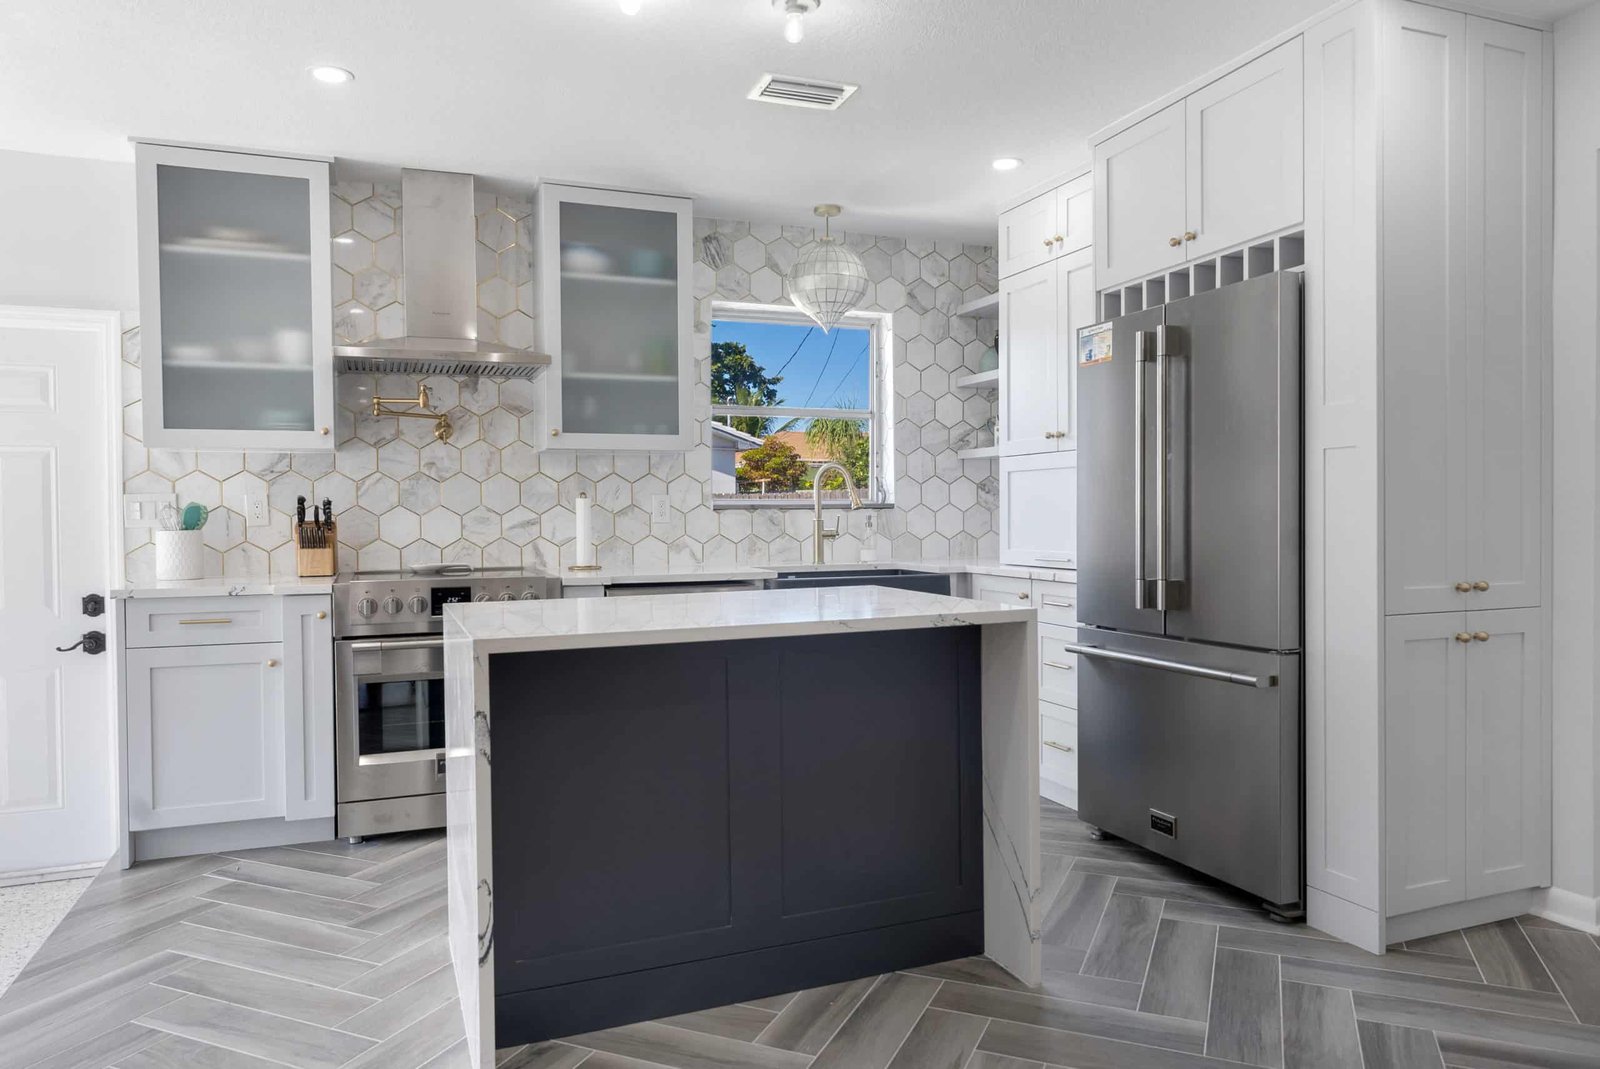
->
110 576 335 599
445 585 1034 653
555 563 775 587
555 558 1075 588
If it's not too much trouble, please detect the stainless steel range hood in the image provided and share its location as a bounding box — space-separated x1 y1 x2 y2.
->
334 169 550 378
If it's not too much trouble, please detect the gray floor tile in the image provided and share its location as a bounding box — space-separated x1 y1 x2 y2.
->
218 844 379 879
885 1007 989 1069
348 903 449 965
1221 926 1484 982
977 1015 1238 1068
812 972 941 1069
348 885 448 935
4 981 185 1069
1521 926 1600 1024
22 1021 160 1069
659 1001 777 1042
291 831 439 864
181 901 373 956
115 1032 288 1068
1205 947 1282 1067
739 991 797 1013
967 1053 1047 1069
418 1039 474 1069
135 992 374 1068
932 977 1207 1054
1406 930 1475 959
1461 921 1559 992
338 999 464 1069
1434 1030 1600 1068
1283 957 1576 1023
1161 900 1338 941
153 957 376 1027
351 838 447 886
1111 875 1258 910
1038 961 1145 1010
573 1019 814 1068
1082 892 1163 982
495 1042 593 1068
26 893 218 972
1139 918 1219 1021
1353 992 1600 1059
1514 916 1585 933
196 878 372 926
0 949 189 1034
207 858 380 901
1281 981 1363 1069
1358 1020 1444 1068
349 863 447 910
754 975 879 1055
340 936 450 998
1040 870 1117 957
172 922 376 988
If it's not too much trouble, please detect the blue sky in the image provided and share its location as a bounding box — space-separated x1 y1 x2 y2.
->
712 319 871 411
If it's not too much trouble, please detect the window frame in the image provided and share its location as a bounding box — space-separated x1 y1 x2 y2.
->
709 301 894 509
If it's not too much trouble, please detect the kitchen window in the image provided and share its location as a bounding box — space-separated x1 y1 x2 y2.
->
710 302 893 508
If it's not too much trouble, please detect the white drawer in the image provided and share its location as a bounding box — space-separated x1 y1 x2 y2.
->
124 596 283 649
1041 705 1078 789
1033 580 1078 628
1039 623 1079 707
969 573 1034 606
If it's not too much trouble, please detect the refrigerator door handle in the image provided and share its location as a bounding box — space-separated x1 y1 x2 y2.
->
1133 330 1153 609
1154 324 1170 611
1063 641 1278 689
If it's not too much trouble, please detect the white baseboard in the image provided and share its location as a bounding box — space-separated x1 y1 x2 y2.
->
132 816 335 863
1534 887 1600 934
0 860 106 888
1307 886 1384 953
1386 887 1543 944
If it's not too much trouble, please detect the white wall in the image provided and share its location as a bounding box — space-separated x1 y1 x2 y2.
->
1551 0 1600 922
0 150 137 313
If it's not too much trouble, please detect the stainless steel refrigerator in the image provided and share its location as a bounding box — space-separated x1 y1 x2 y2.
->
1073 270 1302 913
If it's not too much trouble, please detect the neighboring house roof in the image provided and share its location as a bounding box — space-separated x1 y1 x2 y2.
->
710 421 765 450
754 431 830 465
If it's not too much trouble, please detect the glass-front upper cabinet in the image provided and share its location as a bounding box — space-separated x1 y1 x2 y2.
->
535 183 694 452
136 142 334 450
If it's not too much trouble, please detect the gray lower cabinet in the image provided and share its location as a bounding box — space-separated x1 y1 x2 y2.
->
123 594 333 833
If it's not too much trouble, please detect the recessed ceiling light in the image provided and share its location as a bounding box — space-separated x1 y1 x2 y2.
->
309 65 354 85
619 0 642 12
992 157 1023 172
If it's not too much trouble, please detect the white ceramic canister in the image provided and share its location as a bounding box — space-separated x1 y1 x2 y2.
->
155 529 206 581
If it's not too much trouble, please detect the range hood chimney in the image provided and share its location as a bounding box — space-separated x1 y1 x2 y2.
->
334 169 550 378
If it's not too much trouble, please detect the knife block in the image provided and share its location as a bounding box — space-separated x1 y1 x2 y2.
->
295 521 337 577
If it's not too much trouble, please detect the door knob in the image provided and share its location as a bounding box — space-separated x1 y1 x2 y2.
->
56 630 106 655
1455 632 1472 643
1472 632 1490 642
1455 581 1472 592
1473 581 1490 592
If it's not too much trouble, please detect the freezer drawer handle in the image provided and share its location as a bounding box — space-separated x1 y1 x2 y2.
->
1063 642 1278 689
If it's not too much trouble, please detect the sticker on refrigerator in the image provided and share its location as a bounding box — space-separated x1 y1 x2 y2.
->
1078 322 1113 366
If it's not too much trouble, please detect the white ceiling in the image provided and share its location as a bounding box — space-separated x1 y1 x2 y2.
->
0 0 1587 243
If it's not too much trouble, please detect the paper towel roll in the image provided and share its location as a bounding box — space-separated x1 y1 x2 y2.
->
575 493 595 566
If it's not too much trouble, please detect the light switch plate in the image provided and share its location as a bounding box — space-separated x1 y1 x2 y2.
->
123 492 177 528
650 494 671 525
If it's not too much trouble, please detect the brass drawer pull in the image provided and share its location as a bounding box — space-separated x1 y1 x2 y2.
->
316 611 328 620
1455 632 1473 643
179 618 233 626
1473 581 1490 592
1044 739 1075 754
1455 581 1473 593
1473 631 1490 642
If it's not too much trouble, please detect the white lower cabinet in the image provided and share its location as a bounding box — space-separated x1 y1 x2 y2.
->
1384 607 1546 917
123 593 334 834
999 452 1077 568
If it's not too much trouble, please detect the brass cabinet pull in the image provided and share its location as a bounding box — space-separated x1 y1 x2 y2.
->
1455 581 1473 593
1043 238 1054 249
320 426 330 435
1455 632 1473 643
1168 236 1182 247
1017 593 1029 601
551 428 560 437
1473 631 1490 642
266 658 280 667
316 610 328 620
1473 581 1490 592
1184 231 1198 242
1044 739 1075 754
1053 234 1065 244
179 618 232 626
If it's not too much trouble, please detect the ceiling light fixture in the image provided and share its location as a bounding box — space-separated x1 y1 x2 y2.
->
992 157 1023 172
786 205 869 333
309 65 354 85
619 0 642 13
773 0 819 43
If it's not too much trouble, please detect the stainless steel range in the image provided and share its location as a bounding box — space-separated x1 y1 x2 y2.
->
334 564 561 840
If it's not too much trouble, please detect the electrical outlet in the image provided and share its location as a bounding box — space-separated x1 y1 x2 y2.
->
123 492 176 528
650 494 671 525
244 490 269 527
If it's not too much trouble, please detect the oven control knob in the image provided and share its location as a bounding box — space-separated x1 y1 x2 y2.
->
498 592 517 602
520 590 541 600
408 595 428 615
382 596 403 615
356 597 377 617
473 592 490 603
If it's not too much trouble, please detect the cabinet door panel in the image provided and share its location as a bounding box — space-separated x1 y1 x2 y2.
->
282 595 334 821
1382 2 1470 615
999 452 1076 569
126 642 285 830
1094 103 1187 290
1053 174 1094 255
1384 614 1467 916
998 193 1057 279
1000 262 1059 456
1054 248 1094 452
1465 608 1546 898
1185 39 1305 257
969 573 1033 607
1465 18 1543 611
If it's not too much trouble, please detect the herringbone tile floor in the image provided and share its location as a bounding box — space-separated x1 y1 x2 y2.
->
5 801 1600 1068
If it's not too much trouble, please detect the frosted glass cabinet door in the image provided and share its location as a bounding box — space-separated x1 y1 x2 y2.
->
537 183 694 452
136 143 333 451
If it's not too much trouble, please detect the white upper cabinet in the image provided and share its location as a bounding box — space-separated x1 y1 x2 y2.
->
998 173 1094 280
999 262 1058 455
1185 39 1304 259
1095 103 1187 289
536 183 694 453
135 142 334 451
999 451 1077 569
1383 4 1543 615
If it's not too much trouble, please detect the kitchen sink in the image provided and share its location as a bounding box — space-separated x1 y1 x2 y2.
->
767 568 953 595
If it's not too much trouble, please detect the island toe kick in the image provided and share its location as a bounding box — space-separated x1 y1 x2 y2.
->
444 587 1042 1066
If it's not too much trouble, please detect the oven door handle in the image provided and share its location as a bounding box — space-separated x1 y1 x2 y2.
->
348 637 445 653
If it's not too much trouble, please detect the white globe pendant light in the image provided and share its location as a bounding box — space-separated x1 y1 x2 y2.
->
786 205 869 333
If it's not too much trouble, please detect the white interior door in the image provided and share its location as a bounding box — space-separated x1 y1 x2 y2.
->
0 307 117 881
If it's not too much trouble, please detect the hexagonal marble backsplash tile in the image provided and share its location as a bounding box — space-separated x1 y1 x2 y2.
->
121 197 999 584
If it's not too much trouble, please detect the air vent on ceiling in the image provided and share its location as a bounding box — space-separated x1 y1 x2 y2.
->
748 73 858 110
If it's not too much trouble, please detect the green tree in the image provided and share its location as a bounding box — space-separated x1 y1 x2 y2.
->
712 342 784 437
735 435 808 494
805 405 870 490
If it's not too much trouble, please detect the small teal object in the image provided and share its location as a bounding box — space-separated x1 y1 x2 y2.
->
180 503 209 531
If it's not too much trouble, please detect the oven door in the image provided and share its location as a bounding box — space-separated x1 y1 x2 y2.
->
336 636 447 804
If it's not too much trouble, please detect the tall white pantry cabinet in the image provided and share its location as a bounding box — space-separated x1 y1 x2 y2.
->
1302 0 1551 949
